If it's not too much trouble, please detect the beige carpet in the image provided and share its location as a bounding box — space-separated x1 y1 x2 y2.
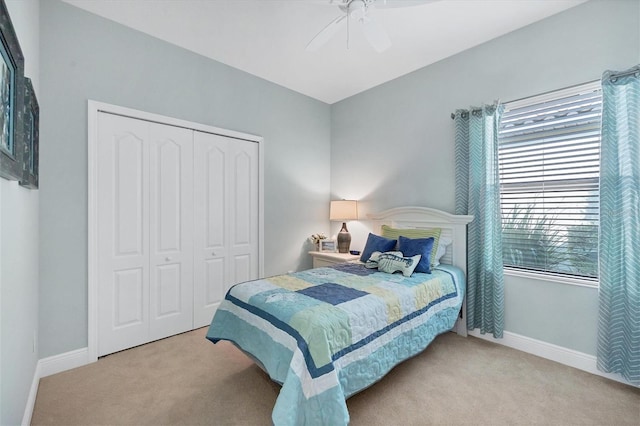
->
32 328 639 425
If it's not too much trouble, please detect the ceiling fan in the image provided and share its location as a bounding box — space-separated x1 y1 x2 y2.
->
306 0 431 53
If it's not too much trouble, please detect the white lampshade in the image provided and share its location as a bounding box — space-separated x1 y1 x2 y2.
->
330 200 358 221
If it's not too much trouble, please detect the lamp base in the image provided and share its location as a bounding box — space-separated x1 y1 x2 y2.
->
337 222 351 253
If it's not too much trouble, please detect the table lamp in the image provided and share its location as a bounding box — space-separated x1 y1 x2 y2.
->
330 200 358 253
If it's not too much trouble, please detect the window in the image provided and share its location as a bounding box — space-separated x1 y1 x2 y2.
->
498 82 601 281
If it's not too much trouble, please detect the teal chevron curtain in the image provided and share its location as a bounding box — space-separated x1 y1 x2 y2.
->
454 104 505 338
597 65 640 386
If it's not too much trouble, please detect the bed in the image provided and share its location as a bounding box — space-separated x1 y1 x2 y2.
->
207 207 473 425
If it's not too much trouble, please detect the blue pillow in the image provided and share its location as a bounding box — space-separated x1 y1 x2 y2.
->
398 235 435 273
360 233 397 262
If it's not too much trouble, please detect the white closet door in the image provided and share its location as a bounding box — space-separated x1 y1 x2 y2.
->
97 114 194 356
193 132 227 327
193 132 259 327
148 122 194 341
97 113 151 356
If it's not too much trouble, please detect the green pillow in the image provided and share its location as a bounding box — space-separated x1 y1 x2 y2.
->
381 225 442 267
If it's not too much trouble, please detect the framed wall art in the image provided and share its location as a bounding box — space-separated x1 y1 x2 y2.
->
19 77 37 188
0 0 25 181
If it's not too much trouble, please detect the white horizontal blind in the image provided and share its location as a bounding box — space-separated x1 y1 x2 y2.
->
498 81 601 280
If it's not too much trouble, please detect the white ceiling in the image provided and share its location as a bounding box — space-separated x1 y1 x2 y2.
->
62 0 587 104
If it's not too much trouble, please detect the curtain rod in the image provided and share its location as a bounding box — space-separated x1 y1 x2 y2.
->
450 79 600 119
450 100 500 120
607 66 640 81
449 66 639 119
450 109 481 120
450 106 497 120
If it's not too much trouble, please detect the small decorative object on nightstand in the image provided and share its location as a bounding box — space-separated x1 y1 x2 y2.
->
319 239 337 252
330 200 358 253
308 233 327 251
309 251 360 269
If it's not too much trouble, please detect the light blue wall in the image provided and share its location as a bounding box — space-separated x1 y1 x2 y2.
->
0 1 40 424
39 0 331 358
331 0 640 355
35 0 640 366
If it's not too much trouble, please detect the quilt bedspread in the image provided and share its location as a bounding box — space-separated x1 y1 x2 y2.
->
207 263 465 426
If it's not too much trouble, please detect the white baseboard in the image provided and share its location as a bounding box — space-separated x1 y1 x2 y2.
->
22 347 91 425
21 362 41 426
467 329 637 388
38 347 90 378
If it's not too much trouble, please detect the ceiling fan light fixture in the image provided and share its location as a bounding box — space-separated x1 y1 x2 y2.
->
348 0 367 21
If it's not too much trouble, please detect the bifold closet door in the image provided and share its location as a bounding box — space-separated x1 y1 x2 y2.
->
193 132 259 327
97 112 194 356
148 123 194 342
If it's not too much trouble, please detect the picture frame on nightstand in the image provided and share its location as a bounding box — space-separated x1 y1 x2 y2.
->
318 239 337 252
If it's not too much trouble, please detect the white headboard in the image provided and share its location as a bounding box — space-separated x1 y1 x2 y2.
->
367 207 473 336
368 206 473 273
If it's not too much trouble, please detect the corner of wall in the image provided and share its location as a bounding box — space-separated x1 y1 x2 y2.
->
0 173 3 426
1 1 40 425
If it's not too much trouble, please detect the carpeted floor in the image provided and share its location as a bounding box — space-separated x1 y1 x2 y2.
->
31 327 639 425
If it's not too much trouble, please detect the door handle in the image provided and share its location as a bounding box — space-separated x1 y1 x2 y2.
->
165 257 172 262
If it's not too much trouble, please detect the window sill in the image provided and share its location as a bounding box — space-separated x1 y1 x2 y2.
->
503 267 599 289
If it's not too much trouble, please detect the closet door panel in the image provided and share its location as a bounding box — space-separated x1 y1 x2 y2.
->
205 258 226 308
203 145 227 304
149 123 194 340
206 146 226 249
193 132 229 327
233 255 251 285
114 136 145 256
229 142 259 285
113 268 144 327
97 113 150 356
233 151 252 245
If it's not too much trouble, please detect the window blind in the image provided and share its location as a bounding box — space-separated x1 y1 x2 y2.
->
498 81 601 280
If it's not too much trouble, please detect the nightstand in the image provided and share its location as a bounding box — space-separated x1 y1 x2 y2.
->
309 251 360 268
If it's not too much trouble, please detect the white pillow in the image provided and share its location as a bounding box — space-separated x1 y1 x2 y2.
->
433 236 452 266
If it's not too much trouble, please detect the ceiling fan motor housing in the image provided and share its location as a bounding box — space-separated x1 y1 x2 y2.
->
348 0 367 20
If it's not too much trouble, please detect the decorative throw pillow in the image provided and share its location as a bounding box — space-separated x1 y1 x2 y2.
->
360 233 397 262
367 251 421 277
381 225 442 267
398 235 434 274
364 250 402 269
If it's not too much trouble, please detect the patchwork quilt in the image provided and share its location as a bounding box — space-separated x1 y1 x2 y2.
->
207 262 465 426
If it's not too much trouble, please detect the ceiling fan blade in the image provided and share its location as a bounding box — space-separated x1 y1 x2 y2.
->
360 16 391 52
306 14 347 51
